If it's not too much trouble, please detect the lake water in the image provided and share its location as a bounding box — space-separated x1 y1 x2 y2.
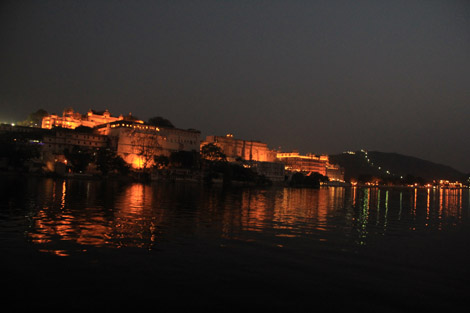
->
1 175 469 311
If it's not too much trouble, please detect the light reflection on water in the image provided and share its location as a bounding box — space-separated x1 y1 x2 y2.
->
2 176 470 311
0 177 468 256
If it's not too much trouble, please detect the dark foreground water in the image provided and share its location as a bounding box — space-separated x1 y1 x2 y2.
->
1 175 469 312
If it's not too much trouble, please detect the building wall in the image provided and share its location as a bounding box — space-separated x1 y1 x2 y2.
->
277 152 328 176
277 152 344 181
40 130 108 174
99 121 201 169
202 134 277 162
250 161 285 182
42 131 108 154
326 164 345 182
0 124 42 133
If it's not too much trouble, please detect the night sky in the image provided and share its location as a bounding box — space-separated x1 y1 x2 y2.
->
1 0 469 172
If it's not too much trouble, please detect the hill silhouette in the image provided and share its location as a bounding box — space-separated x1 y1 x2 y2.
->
329 151 466 183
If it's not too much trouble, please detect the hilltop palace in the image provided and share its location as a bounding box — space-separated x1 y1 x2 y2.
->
2 108 344 182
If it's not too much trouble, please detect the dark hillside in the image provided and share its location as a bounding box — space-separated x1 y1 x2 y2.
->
329 151 465 183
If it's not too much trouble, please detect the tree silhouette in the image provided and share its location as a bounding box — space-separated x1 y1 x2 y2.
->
148 116 174 128
170 150 199 169
19 109 48 127
154 155 170 169
95 148 129 175
130 130 162 172
200 143 226 162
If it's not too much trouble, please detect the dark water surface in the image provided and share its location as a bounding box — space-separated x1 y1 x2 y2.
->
1 176 469 311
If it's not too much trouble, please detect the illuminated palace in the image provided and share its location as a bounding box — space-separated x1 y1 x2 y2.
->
201 134 285 181
41 108 140 129
276 152 344 182
95 121 200 169
201 134 344 182
40 108 200 170
202 134 277 162
37 108 342 178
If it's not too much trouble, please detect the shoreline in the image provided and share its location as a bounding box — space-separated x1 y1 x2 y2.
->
1 170 468 190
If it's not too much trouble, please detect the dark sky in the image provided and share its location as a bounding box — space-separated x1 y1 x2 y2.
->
1 0 469 172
